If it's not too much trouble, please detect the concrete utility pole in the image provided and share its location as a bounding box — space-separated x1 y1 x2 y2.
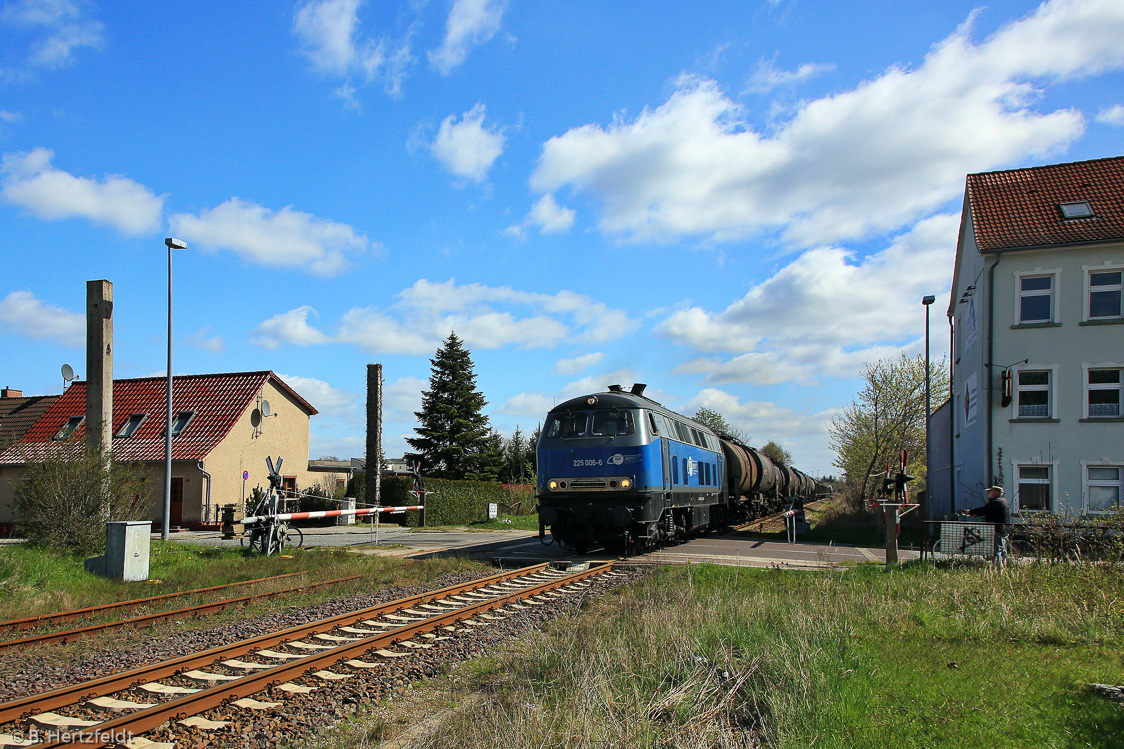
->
366 364 383 510
85 280 114 458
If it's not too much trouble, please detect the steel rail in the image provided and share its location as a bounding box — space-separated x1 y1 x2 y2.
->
0 563 550 725
34 562 613 749
0 572 309 634
0 575 364 652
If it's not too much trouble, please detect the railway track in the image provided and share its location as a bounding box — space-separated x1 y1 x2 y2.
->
0 562 618 748
0 574 364 652
0 573 309 635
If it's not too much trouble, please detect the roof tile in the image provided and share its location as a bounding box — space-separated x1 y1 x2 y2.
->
968 155 1124 252
0 371 316 465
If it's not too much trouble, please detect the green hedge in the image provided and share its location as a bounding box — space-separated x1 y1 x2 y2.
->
344 473 536 527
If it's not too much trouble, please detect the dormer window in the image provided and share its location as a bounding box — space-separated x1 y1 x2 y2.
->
116 413 147 438
54 415 84 441
170 410 194 437
1059 201 1094 219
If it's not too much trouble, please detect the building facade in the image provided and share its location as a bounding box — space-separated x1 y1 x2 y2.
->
943 156 1124 518
0 371 318 529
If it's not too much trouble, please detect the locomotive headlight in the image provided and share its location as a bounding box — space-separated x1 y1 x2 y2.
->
548 480 559 490
621 478 632 489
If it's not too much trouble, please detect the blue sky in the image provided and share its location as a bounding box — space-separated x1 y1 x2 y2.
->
1 0 1122 477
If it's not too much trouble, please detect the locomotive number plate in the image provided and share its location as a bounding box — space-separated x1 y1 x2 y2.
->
573 459 603 467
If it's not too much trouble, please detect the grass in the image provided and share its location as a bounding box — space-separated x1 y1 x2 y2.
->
323 559 1124 748
0 540 486 626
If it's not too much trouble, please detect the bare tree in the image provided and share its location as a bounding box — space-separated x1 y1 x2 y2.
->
828 354 950 506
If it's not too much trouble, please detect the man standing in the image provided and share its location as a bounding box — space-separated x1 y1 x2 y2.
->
967 485 1010 560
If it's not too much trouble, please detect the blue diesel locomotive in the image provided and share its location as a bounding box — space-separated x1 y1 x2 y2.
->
536 384 820 552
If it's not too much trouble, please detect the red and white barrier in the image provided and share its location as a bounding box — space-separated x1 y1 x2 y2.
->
242 505 424 525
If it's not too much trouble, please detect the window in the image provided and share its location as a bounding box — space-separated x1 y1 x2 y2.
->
547 412 587 438
1087 269 1122 320
1086 465 1122 514
170 411 195 437
53 415 83 441
1016 370 1051 418
1016 464 1052 512
671 454 679 484
116 413 147 438
1059 201 1094 219
1017 274 1054 323
1087 369 1121 418
591 409 634 437
647 412 659 435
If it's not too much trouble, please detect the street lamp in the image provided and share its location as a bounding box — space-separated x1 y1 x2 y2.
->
162 237 187 541
922 294 936 560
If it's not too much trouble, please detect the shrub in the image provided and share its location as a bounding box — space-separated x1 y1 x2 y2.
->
401 478 533 527
13 441 149 554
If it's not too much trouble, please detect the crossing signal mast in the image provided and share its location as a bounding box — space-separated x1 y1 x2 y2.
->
872 450 918 565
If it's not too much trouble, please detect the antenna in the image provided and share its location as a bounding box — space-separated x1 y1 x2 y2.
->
261 400 272 418
61 363 77 391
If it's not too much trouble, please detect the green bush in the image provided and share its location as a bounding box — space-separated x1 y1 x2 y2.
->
402 478 535 527
13 440 149 554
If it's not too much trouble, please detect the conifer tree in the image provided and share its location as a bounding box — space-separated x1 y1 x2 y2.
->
407 332 494 479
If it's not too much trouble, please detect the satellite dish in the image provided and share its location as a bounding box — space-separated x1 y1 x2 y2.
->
261 400 272 418
61 364 74 380
250 408 261 428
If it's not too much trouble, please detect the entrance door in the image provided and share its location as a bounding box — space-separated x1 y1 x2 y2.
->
171 477 184 525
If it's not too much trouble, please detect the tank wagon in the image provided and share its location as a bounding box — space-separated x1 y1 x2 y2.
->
536 384 820 553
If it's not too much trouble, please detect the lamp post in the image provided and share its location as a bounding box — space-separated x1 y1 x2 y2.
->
922 294 936 560
162 237 187 541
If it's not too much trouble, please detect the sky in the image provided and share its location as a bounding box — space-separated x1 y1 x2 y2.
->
1 0 1122 478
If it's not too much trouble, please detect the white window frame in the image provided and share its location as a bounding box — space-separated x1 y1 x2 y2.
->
1014 268 1061 325
1011 459 1058 514
1083 261 1124 322
1082 363 1123 419
1012 364 1058 419
1082 460 1123 515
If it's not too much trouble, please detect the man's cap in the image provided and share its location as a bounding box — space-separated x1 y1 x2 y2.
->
988 485 1004 494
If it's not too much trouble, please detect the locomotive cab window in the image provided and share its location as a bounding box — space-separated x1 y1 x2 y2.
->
547 412 588 438
591 409 635 436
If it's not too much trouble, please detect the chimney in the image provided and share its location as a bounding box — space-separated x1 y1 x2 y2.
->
1 388 22 399
86 280 113 455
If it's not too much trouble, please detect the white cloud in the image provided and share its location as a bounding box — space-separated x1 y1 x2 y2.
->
183 327 224 353
0 290 83 346
531 0 1124 246
744 58 834 93
554 352 604 375
1096 104 1124 125
294 0 382 77
662 214 958 384
430 103 505 183
2 0 103 70
504 193 575 238
169 197 376 277
293 0 413 100
682 387 839 473
277 373 357 421
494 391 557 418
0 111 23 123
251 306 331 349
428 0 508 75
383 376 427 422
252 279 636 355
1 148 164 236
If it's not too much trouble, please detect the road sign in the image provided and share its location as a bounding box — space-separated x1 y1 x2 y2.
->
243 471 249 480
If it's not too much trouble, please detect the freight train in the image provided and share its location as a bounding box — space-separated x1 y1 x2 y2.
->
536 384 827 553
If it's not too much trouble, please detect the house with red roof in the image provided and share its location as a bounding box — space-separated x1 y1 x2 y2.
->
933 155 1124 518
0 371 318 530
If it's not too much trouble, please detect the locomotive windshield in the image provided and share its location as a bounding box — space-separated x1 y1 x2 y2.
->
546 409 636 439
